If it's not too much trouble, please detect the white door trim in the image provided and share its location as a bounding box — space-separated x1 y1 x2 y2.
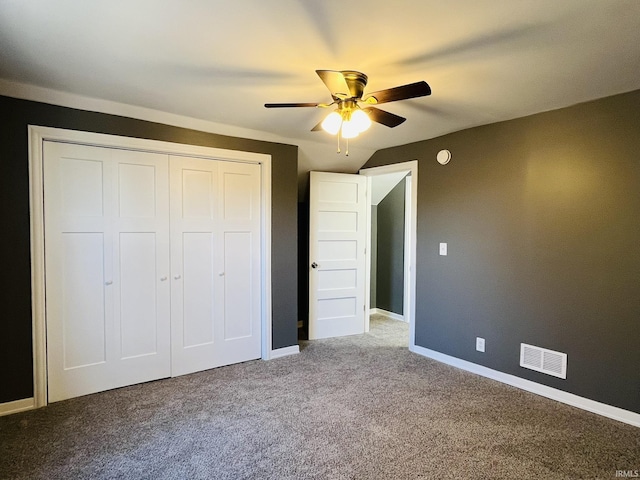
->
28 125 272 408
403 175 413 325
359 161 418 349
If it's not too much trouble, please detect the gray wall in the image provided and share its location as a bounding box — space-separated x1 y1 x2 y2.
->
0 95 298 404
361 90 640 414
375 180 405 315
370 205 378 308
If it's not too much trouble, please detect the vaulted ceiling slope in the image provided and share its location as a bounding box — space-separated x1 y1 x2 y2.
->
1 0 640 177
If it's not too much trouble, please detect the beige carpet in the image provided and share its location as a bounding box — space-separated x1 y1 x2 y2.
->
1 315 638 479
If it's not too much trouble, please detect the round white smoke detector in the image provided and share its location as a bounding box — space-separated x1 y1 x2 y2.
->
437 149 451 165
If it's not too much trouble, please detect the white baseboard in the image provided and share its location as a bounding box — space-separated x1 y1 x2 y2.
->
0 398 35 417
370 308 405 322
270 345 300 360
411 345 640 428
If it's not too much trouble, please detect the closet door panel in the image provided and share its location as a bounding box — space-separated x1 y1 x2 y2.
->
182 169 215 220
61 232 107 368
222 171 254 220
171 157 262 376
118 163 157 218
182 232 215 347
118 232 159 358
60 156 104 217
45 143 171 402
180 168 217 349
44 142 115 402
223 231 253 340
216 162 262 362
112 150 171 387
170 156 220 376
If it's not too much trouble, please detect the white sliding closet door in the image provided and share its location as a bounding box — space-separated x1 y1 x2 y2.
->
170 157 261 376
44 142 170 402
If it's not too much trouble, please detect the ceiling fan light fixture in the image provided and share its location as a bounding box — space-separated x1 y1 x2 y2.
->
321 111 342 135
350 109 372 133
321 106 371 138
341 118 360 139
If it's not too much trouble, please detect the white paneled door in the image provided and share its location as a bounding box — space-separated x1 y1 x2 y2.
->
44 142 171 402
170 156 261 376
308 171 367 339
44 142 262 402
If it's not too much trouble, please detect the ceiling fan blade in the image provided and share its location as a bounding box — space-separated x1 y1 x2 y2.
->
363 81 431 105
264 102 320 108
311 120 324 132
362 107 406 128
316 70 351 100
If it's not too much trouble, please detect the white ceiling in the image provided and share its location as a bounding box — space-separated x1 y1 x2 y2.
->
2 0 640 193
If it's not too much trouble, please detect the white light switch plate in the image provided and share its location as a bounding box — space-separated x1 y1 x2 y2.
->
439 243 447 256
476 337 485 352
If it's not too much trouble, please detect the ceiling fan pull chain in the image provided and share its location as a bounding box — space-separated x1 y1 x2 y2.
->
337 127 341 154
346 137 349 156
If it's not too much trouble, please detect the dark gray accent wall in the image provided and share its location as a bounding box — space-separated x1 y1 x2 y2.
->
362 90 640 414
375 180 405 315
370 205 378 308
0 95 298 404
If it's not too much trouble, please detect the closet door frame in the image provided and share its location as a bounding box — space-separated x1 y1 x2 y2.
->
28 125 273 408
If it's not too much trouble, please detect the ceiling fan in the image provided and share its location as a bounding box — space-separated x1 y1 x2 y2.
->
265 70 431 153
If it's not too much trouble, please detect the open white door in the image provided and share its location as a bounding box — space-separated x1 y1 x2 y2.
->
308 171 367 339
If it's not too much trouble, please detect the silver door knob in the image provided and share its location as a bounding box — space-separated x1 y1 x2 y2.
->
105 280 113 286
160 276 168 281
219 272 225 276
174 275 181 280
311 262 318 269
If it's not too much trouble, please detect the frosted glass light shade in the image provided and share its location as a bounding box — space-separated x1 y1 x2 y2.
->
321 111 342 135
341 119 360 138
350 109 371 133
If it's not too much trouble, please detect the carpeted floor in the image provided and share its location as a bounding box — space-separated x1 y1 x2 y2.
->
1 315 638 479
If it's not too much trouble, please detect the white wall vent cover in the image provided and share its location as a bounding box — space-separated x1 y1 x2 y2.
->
520 343 567 379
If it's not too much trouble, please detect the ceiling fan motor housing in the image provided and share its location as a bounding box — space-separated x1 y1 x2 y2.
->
340 70 368 99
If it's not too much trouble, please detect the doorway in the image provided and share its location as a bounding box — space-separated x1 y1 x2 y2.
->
305 161 417 348
360 161 418 350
